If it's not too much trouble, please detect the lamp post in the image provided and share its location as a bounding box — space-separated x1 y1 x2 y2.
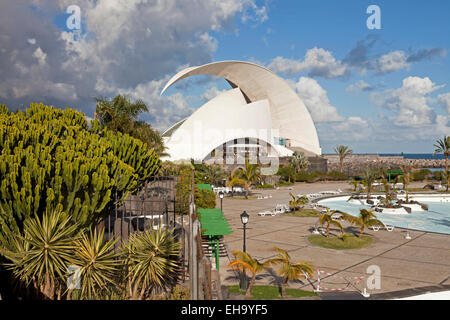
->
239 210 249 291
219 191 224 212
240 211 249 252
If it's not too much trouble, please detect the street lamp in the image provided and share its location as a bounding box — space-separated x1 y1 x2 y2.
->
239 210 249 291
219 191 224 212
240 211 249 252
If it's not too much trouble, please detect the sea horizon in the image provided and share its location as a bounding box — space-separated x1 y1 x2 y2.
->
323 153 445 160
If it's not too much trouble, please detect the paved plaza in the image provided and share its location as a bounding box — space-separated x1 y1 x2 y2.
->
216 182 450 298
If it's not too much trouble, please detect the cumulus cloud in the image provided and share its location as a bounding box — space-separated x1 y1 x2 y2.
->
294 77 344 122
438 93 450 114
376 51 410 73
268 48 348 79
0 0 268 127
346 80 374 92
370 76 444 127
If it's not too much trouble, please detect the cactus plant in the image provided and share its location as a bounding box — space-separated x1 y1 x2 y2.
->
0 103 161 233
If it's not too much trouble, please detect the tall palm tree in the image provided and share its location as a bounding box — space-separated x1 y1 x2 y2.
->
399 164 414 203
95 94 167 157
362 169 378 200
266 247 314 298
289 151 310 173
202 165 226 186
95 94 148 134
346 209 384 237
229 250 269 297
334 145 353 173
433 136 450 191
234 159 261 199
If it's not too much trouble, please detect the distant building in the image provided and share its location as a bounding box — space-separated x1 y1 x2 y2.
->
160 61 325 170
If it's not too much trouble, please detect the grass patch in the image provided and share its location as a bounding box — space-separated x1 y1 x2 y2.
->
308 234 373 250
227 285 317 300
230 195 258 200
285 209 319 217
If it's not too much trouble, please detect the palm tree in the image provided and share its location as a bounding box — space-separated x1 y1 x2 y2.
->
334 145 353 173
289 151 310 173
266 247 314 298
227 169 246 197
317 208 344 237
433 136 450 191
95 94 167 157
234 159 261 199
229 250 269 297
362 169 378 200
70 229 119 300
346 209 384 237
289 193 309 211
122 228 180 300
399 164 414 203
202 165 226 186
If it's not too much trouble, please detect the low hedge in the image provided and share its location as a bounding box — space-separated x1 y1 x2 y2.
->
295 171 348 182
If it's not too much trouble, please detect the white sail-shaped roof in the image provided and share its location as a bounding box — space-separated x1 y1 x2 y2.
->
161 61 321 161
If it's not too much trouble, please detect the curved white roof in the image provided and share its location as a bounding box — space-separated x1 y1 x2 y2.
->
161 61 321 161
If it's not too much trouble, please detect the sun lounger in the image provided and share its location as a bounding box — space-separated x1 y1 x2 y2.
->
385 225 394 232
258 211 276 217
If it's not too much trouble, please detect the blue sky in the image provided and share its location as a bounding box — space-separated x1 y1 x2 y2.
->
1 1 449 154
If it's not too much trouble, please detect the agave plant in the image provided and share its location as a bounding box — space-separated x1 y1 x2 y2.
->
122 228 180 300
0 209 80 299
70 229 119 300
265 247 314 298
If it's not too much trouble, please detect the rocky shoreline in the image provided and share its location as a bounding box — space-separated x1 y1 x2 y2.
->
324 154 444 175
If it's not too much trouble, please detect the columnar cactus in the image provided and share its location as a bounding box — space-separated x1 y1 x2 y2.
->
0 103 161 232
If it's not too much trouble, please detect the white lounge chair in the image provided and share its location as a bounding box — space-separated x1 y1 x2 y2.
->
258 211 274 216
385 225 394 232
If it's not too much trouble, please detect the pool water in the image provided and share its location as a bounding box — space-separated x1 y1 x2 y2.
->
318 196 450 235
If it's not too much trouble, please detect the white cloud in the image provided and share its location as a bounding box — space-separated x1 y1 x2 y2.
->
438 93 450 114
295 77 344 122
346 80 373 92
0 0 268 118
268 48 348 79
370 76 444 127
376 51 410 73
201 86 227 101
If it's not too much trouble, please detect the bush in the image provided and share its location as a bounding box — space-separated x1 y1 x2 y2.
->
412 169 432 181
194 187 216 209
295 171 348 183
276 180 293 186
255 184 274 189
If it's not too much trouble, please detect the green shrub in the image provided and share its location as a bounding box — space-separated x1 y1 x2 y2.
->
194 187 216 209
411 169 431 181
277 180 293 186
255 184 274 189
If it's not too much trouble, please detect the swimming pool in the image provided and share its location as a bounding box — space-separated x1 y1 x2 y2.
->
318 195 450 235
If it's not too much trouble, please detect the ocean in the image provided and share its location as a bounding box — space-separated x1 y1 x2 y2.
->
379 153 444 160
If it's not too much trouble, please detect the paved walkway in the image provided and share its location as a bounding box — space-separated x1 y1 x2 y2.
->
217 182 450 298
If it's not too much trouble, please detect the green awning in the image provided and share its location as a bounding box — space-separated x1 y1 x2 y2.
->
197 208 233 236
196 184 213 191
